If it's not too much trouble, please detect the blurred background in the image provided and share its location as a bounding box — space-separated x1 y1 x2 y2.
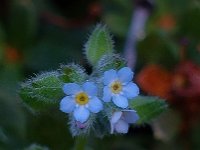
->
0 0 200 149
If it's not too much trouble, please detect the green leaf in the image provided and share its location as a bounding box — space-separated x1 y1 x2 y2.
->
58 63 88 83
20 71 64 111
130 96 168 124
84 24 114 65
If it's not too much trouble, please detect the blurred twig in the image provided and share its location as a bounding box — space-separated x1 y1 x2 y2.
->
124 0 154 69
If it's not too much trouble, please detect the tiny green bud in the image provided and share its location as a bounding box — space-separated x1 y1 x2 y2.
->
58 63 88 83
95 54 126 75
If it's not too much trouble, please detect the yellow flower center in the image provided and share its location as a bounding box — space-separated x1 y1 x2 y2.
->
75 92 89 105
110 81 122 94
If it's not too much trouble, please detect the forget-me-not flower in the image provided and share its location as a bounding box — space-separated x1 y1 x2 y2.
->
110 110 139 134
103 67 139 108
60 82 103 123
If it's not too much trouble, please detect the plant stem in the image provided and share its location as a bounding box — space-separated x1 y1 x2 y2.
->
74 137 87 150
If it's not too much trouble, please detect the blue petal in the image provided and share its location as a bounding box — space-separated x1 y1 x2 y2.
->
115 119 129 133
118 67 133 83
123 110 139 123
110 111 123 134
60 96 75 113
88 97 103 113
110 111 122 124
123 83 139 98
112 95 128 108
73 106 90 123
82 82 97 97
103 69 118 85
63 83 81 95
102 86 112 102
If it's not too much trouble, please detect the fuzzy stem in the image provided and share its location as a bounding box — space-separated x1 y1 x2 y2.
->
74 137 87 150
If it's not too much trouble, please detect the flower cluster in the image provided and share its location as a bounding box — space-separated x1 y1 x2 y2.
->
60 67 140 135
19 25 168 138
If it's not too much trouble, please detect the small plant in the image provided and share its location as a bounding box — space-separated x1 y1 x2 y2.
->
19 24 167 138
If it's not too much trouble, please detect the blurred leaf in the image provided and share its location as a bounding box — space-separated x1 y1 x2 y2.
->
191 121 200 150
183 39 200 65
0 64 22 90
130 96 168 124
84 24 114 66
25 26 85 71
178 6 200 39
103 13 131 37
152 110 181 142
20 71 64 111
25 109 73 150
137 32 179 69
0 88 25 149
0 24 5 62
7 0 37 49
24 143 49 150
0 127 8 145
155 0 190 15
102 0 133 37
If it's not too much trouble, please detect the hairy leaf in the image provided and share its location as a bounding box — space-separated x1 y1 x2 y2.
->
84 24 114 65
130 96 168 124
20 71 64 110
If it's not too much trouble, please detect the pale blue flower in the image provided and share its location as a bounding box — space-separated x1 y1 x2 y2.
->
110 110 139 134
60 82 103 123
103 67 139 108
